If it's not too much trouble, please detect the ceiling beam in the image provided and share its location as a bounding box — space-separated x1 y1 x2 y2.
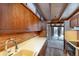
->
34 3 46 20
59 4 68 21
47 18 64 24
65 8 79 20
59 3 79 21
51 22 64 24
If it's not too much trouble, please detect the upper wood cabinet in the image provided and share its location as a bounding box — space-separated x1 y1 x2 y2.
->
0 3 40 34
0 4 9 30
70 14 79 27
24 5 40 31
77 15 79 26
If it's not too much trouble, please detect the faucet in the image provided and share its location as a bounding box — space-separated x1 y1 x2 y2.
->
5 38 18 56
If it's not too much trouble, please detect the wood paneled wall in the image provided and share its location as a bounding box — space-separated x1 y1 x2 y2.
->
0 3 41 34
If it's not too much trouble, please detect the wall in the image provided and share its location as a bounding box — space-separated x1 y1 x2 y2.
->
47 24 51 40
65 30 77 41
64 20 71 30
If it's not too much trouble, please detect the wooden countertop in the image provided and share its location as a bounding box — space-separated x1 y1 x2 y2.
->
0 32 37 52
17 36 47 56
66 40 79 50
0 36 47 56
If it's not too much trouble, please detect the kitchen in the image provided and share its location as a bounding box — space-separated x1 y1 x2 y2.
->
0 3 79 56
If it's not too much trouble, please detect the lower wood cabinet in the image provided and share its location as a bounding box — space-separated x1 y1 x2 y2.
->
64 40 79 56
38 42 47 56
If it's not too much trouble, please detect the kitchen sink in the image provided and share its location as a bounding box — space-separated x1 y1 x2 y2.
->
13 49 35 56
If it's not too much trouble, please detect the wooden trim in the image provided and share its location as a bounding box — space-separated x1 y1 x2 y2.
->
20 3 40 20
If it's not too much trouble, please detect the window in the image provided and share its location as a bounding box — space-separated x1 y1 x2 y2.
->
27 3 36 14
27 3 40 18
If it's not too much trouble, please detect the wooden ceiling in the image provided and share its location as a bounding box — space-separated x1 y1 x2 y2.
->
35 3 79 23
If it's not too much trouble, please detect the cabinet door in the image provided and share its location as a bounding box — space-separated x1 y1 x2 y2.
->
70 16 77 27
0 4 41 33
29 13 40 31
70 18 74 28
77 14 79 26
24 7 41 32
14 4 25 30
8 4 25 33
0 4 9 33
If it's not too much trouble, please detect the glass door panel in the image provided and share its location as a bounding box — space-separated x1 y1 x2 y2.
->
51 26 64 40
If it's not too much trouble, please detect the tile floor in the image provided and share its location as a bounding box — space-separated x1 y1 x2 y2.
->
45 36 64 56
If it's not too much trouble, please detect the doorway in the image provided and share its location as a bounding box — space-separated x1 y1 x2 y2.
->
46 24 64 56
51 26 64 40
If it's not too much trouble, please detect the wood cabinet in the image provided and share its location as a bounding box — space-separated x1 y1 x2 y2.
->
0 3 43 52
26 9 40 32
8 4 25 30
70 17 77 28
0 3 40 34
65 40 79 56
38 42 47 56
70 14 79 28
77 15 79 26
